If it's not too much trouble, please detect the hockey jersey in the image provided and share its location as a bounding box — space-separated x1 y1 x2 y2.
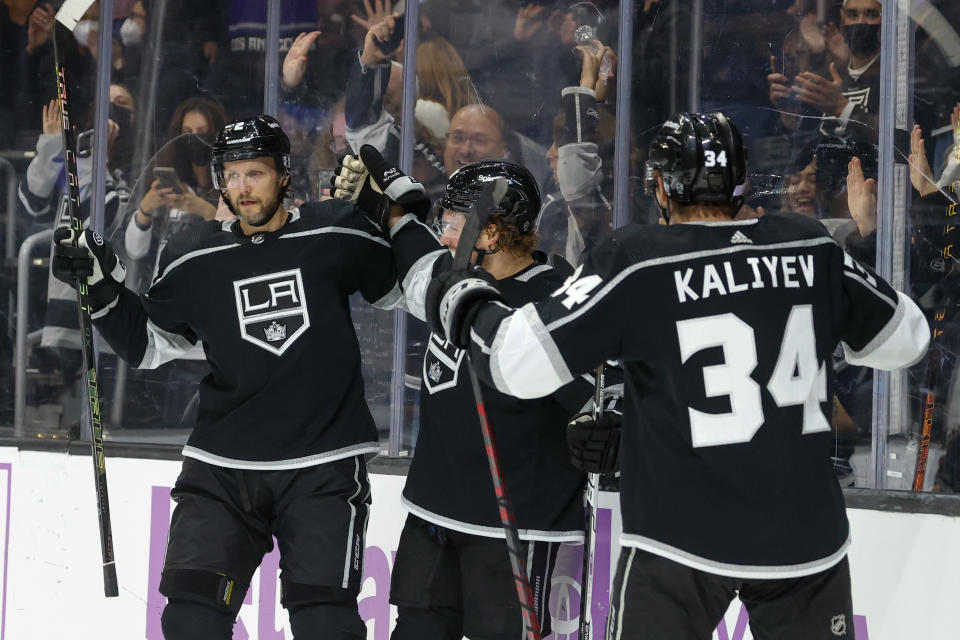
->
391 215 601 541
94 201 402 468
459 213 930 578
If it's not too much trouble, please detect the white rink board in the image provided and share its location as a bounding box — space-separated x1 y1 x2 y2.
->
0 447 957 639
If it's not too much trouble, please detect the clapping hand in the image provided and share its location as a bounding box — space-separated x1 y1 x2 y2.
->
847 156 878 237
791 63 847 117
282 31 322 89
909 124 938 197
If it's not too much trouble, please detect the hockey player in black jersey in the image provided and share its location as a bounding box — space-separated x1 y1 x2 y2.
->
52 115 403 640
334 150 615 639
422 112 931 639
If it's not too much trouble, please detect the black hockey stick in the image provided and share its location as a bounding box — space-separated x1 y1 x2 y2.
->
579 363 605 640
913 185 959 491
54 0 118 597
455 178 542 640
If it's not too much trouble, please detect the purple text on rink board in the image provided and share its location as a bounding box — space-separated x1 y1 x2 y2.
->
145 487 867 639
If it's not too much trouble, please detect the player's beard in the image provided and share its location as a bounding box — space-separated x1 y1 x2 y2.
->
236 192 283 228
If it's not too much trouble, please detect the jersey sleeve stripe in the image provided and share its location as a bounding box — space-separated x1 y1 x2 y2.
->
155 243 238 283
842 271 898 310
283 226 391 247
400 249 446 321
489 303 574 398
139 318 199 369
842 291 930 369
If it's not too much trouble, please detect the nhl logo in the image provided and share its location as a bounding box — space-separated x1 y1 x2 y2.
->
428 361 443 382
830 614 846 636
251 234 265 245
233 268 310 355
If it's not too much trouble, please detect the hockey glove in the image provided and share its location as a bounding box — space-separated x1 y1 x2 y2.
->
332 145 430 227
52 227 126 315
566 412 621 474
425 267 503 349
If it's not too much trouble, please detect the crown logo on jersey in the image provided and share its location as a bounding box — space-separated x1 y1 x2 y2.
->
730 230 753 244
264 321 287 342
428 361 443 382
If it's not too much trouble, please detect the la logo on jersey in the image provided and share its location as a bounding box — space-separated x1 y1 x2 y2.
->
233 268 311 355
423 333 464 393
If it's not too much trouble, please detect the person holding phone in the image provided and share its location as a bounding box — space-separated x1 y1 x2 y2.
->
126 95 229 276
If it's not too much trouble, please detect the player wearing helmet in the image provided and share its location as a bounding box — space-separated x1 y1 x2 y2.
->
418 112 930 639
51 116 404 639
333 147 619 640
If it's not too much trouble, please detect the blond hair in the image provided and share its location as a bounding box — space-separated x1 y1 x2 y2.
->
416 36 477 117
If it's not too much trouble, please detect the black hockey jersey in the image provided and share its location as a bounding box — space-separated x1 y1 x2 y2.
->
94 201 402 468
460 214 929 577
390 215 600 541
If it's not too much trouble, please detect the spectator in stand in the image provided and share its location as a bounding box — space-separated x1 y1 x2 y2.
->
332 4 475 198
538 37 617 266
125 95 229 278
16 87 136 433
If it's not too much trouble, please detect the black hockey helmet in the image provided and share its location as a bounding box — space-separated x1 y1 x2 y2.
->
438 160 541 234
211 115 291 189
644 112 747 215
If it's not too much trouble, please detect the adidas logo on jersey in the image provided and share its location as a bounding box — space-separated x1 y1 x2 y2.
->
730 230 753 244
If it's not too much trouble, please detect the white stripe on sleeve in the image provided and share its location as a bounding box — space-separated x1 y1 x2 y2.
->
489 303 573 398
843 291 931 369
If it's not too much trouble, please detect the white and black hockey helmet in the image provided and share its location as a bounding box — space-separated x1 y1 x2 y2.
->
211 115 291 190
644 112 747 216
438 159 541 234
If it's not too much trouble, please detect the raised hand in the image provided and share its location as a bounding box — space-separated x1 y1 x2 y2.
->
26 3 55 54
351 0 393 31
42 99 60 135
847 156 878 236
282 31 321 89
514 4 546 41
909 124 937 196
823 22 850 67
792 62 847 117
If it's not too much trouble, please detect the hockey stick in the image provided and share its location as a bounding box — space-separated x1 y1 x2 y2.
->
913 185 959 491
579 363 605 640
455 178 542 640
54 0 118 597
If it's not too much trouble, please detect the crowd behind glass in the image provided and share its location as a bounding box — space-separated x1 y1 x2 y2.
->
1 0 959 493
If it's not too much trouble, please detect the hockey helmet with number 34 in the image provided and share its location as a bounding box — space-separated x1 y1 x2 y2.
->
644 112 747 213
438 160 541 234
211 115 291 189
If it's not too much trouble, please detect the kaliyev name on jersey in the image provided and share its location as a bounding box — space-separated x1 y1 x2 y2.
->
673 253 814 303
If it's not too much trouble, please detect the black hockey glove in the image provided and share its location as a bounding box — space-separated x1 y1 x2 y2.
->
332 145 430 228
52 227 126 315
425 267 503 349
566 412 621 474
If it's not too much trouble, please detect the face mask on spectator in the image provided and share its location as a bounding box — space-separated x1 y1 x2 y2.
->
843 24 880 57
73 20 96 48
182 134 213 166
120 18 144 47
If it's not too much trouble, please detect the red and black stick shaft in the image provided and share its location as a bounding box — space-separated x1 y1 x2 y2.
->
464 361 543 640
453 178 541 638
54 0 118 597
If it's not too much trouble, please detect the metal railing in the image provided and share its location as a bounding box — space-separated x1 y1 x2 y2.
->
13 228 53 437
